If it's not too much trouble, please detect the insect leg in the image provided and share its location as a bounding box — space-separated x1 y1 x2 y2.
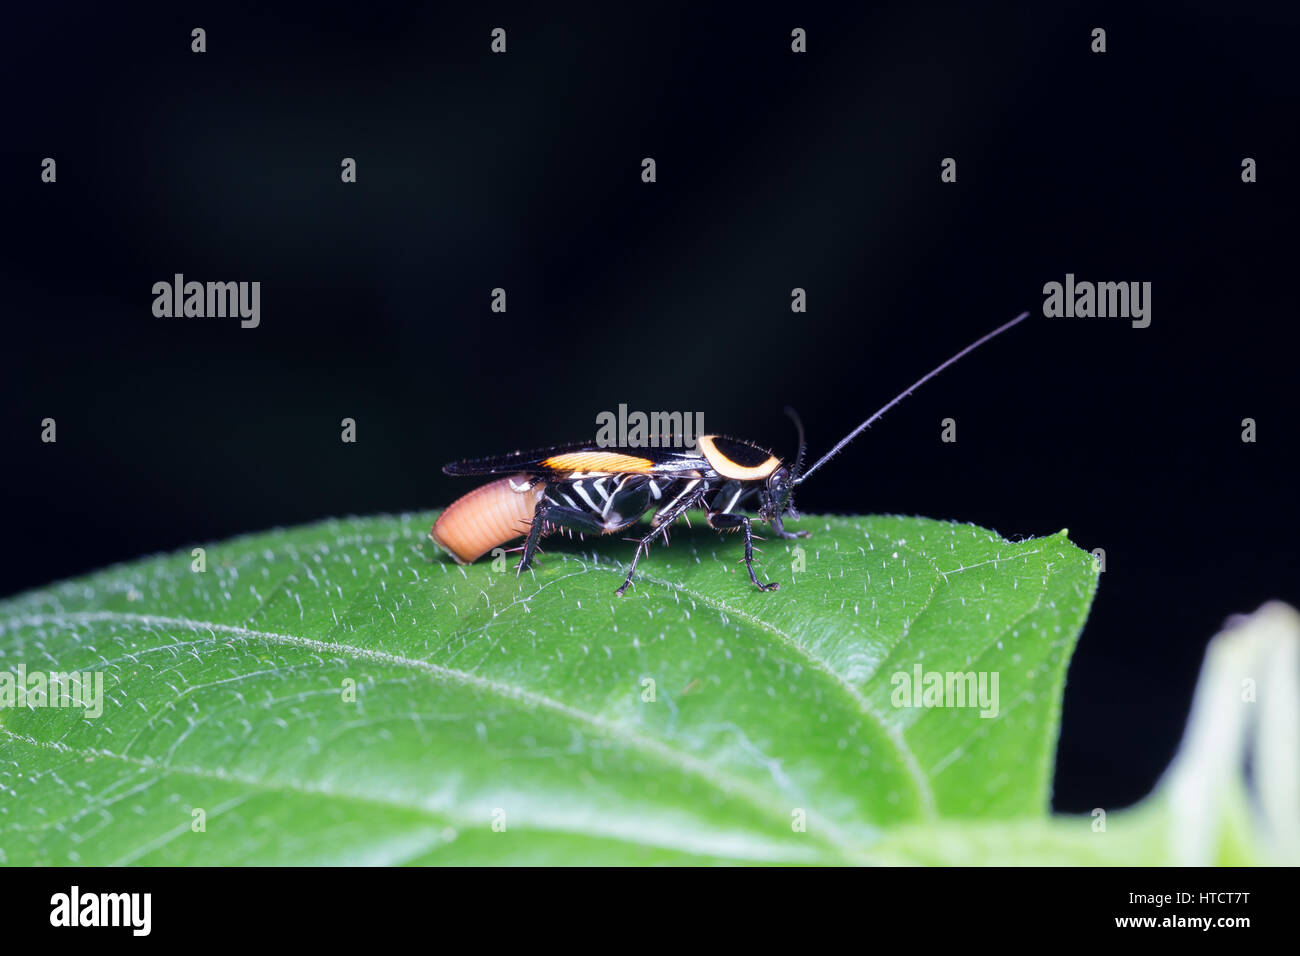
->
614 525 670 597
517 503 607 575
768 514 810 540
615 483 706 597
707 511 779 591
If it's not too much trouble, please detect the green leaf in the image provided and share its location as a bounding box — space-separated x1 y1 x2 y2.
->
0 512 1103 864
872 601 1300 866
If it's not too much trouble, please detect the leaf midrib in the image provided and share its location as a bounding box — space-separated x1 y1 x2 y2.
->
1 610 864 863
251 526 941 820
581 559 940 816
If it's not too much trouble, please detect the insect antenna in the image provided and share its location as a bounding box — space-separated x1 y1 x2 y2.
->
794 310 1030 486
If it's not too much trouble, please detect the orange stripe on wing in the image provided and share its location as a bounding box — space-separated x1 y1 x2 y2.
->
543 451 655 474
697 435 781 480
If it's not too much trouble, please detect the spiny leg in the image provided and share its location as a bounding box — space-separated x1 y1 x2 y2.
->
517 503 607 576
708 511 779 591
615 485 705 597
769 514 811 540
614 522 674 597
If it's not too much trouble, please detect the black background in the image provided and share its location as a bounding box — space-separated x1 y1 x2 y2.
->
2 1 1296 816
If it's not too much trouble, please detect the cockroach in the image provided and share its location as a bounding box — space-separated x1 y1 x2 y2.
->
431 311 1029 595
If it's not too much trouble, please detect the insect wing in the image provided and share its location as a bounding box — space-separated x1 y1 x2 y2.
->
444 442 706 477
